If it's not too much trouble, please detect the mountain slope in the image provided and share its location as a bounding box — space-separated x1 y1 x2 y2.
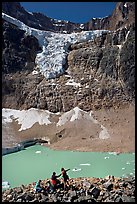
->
2 2 135 32
2 2 135 111
2 105 135 152
2 2 135 152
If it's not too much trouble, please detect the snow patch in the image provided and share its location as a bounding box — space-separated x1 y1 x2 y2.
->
32 70 39 75
124 3 127 8
80 24 84 29
56 107 99 126
99 125 110 139
2 108 52 131
117 45 122 50
66 79 81 87
125 30 130 41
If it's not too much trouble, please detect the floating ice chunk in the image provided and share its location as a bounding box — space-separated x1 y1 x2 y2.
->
72 168 81 172
108 152 120 155
35 151 41 154
80 163 91 166
2 181 10 189
104 156 109 159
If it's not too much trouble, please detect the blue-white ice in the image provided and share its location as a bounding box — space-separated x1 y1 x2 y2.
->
2 12 110 79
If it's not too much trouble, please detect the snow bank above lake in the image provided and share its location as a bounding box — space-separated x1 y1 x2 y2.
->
2 107 110 139
2 108 52 131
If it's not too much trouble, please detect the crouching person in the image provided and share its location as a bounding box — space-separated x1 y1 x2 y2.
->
34 179 45 193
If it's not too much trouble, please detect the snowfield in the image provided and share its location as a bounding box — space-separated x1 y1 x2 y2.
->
2 108 52 131
2 12 110 79
2 107 110 139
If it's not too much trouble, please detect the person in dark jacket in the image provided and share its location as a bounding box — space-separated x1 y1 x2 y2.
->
61 167 70 190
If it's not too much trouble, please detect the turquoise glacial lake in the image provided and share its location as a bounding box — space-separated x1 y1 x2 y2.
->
2 144 135 189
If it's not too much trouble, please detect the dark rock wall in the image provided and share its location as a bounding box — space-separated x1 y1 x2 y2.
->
2 19 42 108
2 20 41 74
86 2 135 31
2 2 135 112
2 21 135 112
2 2 135 33
2 2 82 33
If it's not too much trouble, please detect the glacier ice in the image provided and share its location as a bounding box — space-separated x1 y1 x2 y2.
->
2 12 110 79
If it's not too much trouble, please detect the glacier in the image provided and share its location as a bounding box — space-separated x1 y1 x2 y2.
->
2 12 110 79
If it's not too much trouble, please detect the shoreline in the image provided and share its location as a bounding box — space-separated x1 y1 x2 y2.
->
2 138 49 156
2 176 135 202
2 139 135 156
2 105 135 154
2 137 135 156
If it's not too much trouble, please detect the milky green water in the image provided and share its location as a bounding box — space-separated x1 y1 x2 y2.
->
2 144 135 189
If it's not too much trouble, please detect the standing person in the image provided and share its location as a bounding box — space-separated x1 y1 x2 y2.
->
50 172 61 191
61 167 70 190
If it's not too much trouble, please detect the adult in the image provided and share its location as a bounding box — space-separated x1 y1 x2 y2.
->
61 167 70 190
50 172 61 191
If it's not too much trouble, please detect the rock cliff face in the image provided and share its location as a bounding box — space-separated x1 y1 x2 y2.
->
2 2 82 33
86 2 135 31
2 2 135 112
2 2 135 33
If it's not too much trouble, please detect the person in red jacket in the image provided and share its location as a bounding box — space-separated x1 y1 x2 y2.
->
61 167 70 190
50 172 61 191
